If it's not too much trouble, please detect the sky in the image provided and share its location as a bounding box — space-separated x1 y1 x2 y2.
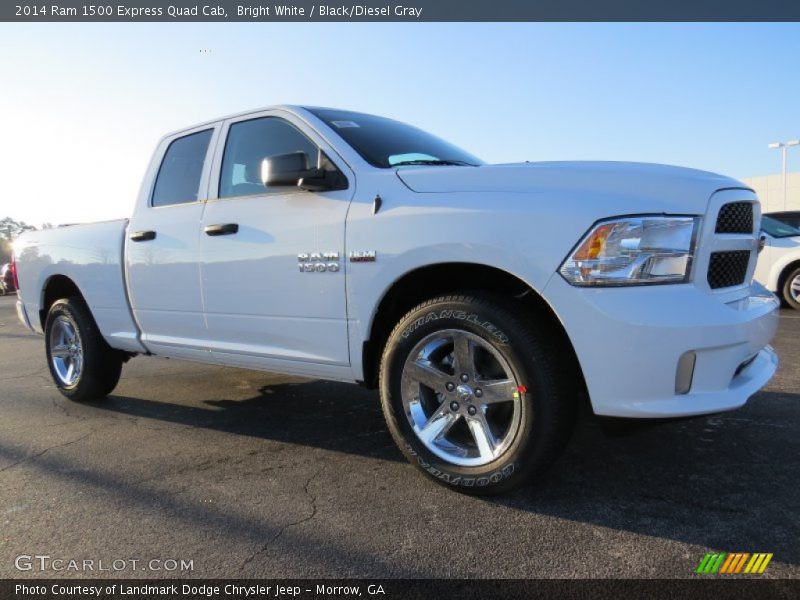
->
1 22 800 227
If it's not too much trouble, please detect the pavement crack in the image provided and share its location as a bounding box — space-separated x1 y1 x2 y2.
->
128 455 231 487
0 367 48 383
51 396 82 420
239 465 323 571
0 430 95 474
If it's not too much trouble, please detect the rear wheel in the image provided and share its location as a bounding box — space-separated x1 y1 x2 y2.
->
379 294 576 494
45 297 123 401
782 267 800 310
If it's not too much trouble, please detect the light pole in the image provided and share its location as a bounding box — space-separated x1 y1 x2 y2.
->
769 140 800 210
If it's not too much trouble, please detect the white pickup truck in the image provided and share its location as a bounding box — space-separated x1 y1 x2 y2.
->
13 105 780 493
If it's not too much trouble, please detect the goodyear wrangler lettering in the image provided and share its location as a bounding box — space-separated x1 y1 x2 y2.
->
406 444 515 487
401 310 509 343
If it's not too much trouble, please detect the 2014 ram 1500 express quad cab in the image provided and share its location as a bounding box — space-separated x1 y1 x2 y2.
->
13 106 780 493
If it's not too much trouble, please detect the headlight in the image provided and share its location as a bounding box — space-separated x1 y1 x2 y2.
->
559 216 699 286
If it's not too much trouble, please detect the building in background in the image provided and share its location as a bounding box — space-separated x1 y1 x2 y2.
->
742 172 800 213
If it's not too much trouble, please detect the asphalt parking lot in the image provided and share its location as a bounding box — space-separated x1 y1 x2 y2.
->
0 294 798 579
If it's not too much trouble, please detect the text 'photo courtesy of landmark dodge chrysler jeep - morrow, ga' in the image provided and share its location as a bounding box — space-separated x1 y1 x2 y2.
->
13 106 780 493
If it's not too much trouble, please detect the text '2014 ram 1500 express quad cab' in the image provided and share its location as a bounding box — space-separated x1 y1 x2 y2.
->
13 106 780 494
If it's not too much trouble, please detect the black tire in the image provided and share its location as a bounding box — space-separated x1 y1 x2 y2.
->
781 267 800 310
379 294 576 494
44 297 123 401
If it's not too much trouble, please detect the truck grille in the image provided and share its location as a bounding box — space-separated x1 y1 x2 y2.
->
707 250 750 289
715 202 753 234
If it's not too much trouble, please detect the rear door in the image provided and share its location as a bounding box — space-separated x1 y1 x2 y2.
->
126 124 219 356
198 110 355 374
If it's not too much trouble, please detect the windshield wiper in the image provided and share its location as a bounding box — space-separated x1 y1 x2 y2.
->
390 159 475 167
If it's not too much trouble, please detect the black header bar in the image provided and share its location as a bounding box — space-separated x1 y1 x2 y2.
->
4 1 800 22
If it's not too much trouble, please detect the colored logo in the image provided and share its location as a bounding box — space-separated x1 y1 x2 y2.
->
696 552 773 574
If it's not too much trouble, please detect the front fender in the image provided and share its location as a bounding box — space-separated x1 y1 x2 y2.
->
343 192 578 380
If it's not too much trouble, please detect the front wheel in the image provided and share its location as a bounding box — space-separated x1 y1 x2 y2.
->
782 267 800 310
379 294 576 494
45 297 123 401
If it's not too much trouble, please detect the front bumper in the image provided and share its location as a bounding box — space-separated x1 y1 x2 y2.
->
543 277 780 418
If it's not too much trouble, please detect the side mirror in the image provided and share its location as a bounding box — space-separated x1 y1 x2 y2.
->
758 234 767 253
261 152 311 187
260 151 341 192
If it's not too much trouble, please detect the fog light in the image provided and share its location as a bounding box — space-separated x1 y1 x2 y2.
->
675 351 696 395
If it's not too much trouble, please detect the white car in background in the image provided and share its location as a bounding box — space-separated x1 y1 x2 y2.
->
755 215 800 310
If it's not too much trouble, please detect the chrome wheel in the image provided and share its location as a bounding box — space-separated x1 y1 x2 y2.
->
791 273 800 302
49 315 83 387
400 329 523 467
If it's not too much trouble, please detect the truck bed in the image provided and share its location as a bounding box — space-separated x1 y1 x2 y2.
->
14 219 145 353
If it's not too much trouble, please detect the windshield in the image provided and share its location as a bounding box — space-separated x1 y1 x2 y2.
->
762 215 800 238
307 108 484 168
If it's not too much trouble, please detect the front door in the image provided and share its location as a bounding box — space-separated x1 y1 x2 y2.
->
198 112 354 374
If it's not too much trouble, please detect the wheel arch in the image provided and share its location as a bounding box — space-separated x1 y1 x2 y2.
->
39 274 85 330
777 259 800 299
359 262 586 395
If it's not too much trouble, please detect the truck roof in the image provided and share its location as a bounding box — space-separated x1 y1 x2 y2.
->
160 104 325 139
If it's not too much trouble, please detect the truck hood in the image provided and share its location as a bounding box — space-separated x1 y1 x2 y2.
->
396 161 749 214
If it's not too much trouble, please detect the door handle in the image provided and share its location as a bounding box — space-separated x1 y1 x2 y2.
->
130 230 156 242
204 223 239 236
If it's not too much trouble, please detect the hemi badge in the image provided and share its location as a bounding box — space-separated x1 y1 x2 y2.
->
350 250 377 262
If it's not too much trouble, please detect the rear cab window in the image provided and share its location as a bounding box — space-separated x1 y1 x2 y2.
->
151 129 213 207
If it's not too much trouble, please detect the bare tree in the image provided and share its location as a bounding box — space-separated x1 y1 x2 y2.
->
0 217 37 263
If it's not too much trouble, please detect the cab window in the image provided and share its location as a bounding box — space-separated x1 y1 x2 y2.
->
219 118 319 198
151 129 213 207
